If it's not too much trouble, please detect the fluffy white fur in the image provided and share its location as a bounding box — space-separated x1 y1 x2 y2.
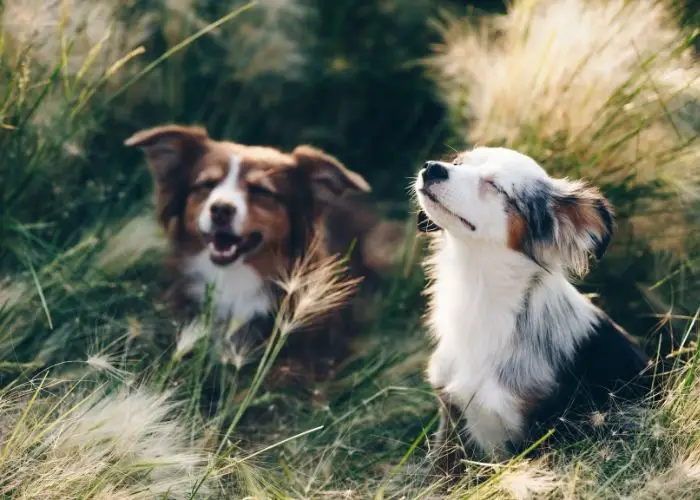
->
425 237 597 456
416 147 602 457
183 250 271 323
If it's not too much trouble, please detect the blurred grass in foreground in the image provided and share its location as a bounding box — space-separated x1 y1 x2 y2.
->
0 0 699 498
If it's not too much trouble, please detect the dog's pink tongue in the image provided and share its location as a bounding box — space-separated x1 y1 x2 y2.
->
213 233 236 251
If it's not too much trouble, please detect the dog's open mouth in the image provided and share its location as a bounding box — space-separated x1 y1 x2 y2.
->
204 230 263 266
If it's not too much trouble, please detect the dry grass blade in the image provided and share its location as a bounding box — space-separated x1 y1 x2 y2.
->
276 237 363 335
0 382 215 499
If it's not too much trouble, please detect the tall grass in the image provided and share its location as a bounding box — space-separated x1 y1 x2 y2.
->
429 0 700 343
1 0 699 497
0 314 698 498
431 0 699 242
0 380 214 499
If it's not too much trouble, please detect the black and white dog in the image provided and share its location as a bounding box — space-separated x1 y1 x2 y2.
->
414 147 654 474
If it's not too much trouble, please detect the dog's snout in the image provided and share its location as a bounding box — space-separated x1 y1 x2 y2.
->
210 202 236 226
422 162 449 184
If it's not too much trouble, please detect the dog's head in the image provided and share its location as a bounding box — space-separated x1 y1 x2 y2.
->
414 147 614 275
126 124 370 270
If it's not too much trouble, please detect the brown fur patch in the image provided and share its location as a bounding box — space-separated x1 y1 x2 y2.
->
553 182 610 238
550 180 615 268
555 198 606 236
126 124 403 378
506 208 528 251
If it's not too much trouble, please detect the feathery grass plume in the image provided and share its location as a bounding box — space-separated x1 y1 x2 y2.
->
0 380 215 499
1 0 151 81
275 237 363 335
0 278 28 313
638 451 700 499
216 236 360 453
95 215 168 277
492 460 561 499
429 0 699 253
441 457 563 499
86 353 131 380
175 319 209 359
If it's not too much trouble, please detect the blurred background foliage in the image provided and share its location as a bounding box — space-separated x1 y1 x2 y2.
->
0 0 698 496
0 0 697 376
1 0 699 369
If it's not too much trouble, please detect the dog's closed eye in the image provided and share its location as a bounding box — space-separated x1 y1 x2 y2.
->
247 184 287 206
194 180 218 191
247 184 275 197
480 177 510 201
482 178 500 192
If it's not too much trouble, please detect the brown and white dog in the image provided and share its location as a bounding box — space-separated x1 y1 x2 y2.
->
125 124 401 375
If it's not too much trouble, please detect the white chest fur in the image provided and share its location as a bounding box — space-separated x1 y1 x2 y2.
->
183 251 272 323
426 235 597 457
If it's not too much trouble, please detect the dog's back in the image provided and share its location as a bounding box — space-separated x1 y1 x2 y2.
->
519 314 654 452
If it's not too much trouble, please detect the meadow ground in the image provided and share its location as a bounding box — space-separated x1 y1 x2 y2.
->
0 0 699 498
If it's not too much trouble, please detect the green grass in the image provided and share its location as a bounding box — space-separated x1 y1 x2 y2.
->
1 0 699 498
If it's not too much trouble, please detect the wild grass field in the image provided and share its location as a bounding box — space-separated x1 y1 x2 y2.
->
0 0 699 498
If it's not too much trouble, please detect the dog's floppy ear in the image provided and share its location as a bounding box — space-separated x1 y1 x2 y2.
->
124 124 208 183
552 178 614 262
531 178 614 276
125 124 209 227
292 145 370 203
417 210 441 233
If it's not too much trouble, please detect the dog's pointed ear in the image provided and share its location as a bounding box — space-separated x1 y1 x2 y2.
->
292 145 370 203
417 210 441 233
124 124 208 183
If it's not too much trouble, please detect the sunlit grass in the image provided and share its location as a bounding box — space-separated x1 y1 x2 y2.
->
0 0 699 497
430 0 699 255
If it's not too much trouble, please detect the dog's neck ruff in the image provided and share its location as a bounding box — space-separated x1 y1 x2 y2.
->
183 250 273 324
426 232 599 457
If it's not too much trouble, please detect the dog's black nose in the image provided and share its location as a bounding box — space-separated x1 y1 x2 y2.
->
422 162 449 183
210 202 235 226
